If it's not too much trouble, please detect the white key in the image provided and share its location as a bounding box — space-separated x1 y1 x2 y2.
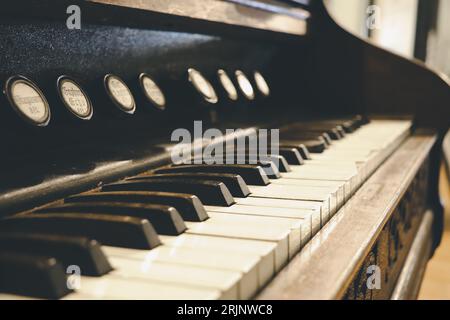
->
308 153 377 180
272 178 346 205
186 218 302 258
159 234 276 287
103 245 260 299
249 184 335 220
65 276 222 300
184 220 289 271
235 197 324 232
206 211 304 252
269 177 344 208
108 257 241 299
281 170 356 196
289 163 360 192
205 204 316 241
302 158 369 185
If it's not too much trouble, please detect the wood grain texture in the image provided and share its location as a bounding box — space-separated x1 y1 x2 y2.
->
258 133 436 300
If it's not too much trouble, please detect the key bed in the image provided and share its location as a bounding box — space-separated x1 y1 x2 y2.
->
0 118 416 300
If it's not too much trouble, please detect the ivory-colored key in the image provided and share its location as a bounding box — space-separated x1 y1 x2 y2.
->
248 184 335 220
184 221 290 271
205 204 315 242
289 164 361 191
108 257 241 298
235 197 325 232
103 245 260 299
306 154 376 184
271 178 345 207
282 170 356 196
201 213 302 258
159 234 276 286
206 211 305 251
301 158 369 184
64 276 223 300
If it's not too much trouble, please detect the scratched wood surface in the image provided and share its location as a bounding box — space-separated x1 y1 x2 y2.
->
258 133 436 300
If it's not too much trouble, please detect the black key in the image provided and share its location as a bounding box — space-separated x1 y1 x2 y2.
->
66 191 208 222
323 119 358 133
313 128 341 140
299 132 332 145
342 121 356 133
281 131 327 141
355 115 370 126
0 214 160 250
260 155 291 172
38 202 186 236
188 159 281 179
341 116 367 130
297 144 311 159
258 155 291 172
320 133 332 145
154 165 270 186
277 143 311 160
333 126 346 138
130 173 250 198
0 233 112 276
332 122 354 133
102 179 235 207
0 252 70 299
244 160 281 179
311 133 331 145
201 152 291 172
229 153 290 174
281 138 326 153
284 125 342 140
102 179 235 206
279 148 304 165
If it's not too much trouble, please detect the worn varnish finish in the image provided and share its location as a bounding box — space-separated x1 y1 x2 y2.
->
258 134 436 300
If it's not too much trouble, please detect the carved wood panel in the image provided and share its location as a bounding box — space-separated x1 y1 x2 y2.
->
343 157 430 299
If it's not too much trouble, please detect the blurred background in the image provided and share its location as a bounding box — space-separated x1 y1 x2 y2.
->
325 0 450 299
325 0 450 76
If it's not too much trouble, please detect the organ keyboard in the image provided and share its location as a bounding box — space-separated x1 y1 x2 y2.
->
0 0 449 300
